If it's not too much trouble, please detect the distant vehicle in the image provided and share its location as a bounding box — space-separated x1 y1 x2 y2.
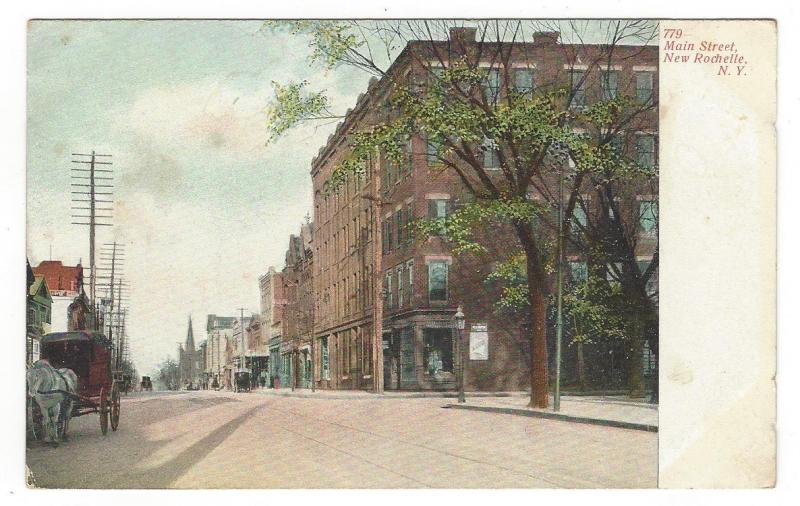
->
140 376 153 391
234 368 251 393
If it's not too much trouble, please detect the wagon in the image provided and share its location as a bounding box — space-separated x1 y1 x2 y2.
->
140 376 153 391
233 368 251 393
33 331 121 438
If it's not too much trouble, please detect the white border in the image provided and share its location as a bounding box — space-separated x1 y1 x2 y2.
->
2 1 799 504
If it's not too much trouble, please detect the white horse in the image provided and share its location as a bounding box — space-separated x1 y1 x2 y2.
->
26 360 78 445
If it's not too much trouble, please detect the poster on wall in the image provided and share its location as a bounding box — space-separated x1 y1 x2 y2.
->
469 324 489 360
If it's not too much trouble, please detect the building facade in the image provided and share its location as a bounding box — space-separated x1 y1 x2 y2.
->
307 28 658 393
205 314 236 389
26 261 52 364
32 260 85 333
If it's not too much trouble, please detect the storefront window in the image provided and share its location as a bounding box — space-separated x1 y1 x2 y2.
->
424 328 454 376
320 337 330 380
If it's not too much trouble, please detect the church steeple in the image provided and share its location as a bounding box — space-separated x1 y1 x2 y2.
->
186 314 195 352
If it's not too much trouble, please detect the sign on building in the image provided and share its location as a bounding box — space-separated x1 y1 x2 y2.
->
469 324 489 360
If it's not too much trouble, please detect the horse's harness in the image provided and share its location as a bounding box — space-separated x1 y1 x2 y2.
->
35 368 79 400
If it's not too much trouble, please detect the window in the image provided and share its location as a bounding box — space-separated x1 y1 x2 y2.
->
601 70 619 100
404 205 414 245
636 134 656 168
406 259 415 304
569 70 586 109
395 211 403 249
396 264 405 307
569 261 588 283
428 261 449 302
428 199 449 235
382 219 394 254
571 206 588 235
320 337 330 380
638 259 659 299
610 132 625 155
384 270 393 309
482 68 501 106
427 138 442 165
481 138 501 169
424 329 454 375
514 68 534 95
635 71 654 104
639 200 658 234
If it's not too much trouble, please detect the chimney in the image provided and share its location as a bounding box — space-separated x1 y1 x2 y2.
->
533 31 560 46
449 27 477 44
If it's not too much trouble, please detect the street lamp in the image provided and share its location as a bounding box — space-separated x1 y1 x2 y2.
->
454 305 466 403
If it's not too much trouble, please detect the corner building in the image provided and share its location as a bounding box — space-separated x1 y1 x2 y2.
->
310 28 658 392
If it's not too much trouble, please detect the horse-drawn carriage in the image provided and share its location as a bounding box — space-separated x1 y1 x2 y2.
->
28 331 121 442
233 368 251 393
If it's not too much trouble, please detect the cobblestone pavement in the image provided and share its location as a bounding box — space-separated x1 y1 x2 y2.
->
26 390 657 489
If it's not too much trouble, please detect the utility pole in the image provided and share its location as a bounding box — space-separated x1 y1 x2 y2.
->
370 152 385 394
554 160 565 412
71 151 113 317
235 307 247 390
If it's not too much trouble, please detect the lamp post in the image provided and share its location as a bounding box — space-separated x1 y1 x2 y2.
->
454 305 466 403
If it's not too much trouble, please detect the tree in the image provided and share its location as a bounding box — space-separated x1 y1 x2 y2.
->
155 357 179 391
263 20 658 408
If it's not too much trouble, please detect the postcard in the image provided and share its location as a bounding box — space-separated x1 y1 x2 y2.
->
22 18 775 489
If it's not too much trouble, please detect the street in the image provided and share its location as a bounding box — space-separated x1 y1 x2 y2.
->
26 390 657 488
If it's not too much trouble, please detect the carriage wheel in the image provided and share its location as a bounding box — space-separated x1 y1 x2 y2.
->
110 382 121 431
99 387 109 436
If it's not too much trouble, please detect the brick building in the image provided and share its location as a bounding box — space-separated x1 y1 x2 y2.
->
307 27 657 392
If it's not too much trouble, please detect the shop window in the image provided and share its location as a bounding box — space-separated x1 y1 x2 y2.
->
320 337 330 380
427 261 449 302
423 328 454 376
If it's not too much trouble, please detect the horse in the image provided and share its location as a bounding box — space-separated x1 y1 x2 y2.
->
26 360 78 446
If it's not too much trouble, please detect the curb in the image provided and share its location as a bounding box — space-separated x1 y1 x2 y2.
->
443 404 658 433
253 390 527 401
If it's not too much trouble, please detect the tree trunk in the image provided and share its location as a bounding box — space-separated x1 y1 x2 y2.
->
628 316 646 398
527 261 549 408
577 342 587 390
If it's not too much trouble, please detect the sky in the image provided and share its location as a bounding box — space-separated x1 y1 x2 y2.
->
26 20 371 376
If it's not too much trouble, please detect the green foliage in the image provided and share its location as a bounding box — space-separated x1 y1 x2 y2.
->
264 81 330 144
262 21 364 70
564 274 634 347
408 198 546 255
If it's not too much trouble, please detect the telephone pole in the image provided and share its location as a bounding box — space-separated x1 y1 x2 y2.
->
71 151 113 317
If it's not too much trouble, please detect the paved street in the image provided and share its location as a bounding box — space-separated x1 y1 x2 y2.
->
26 390 657 489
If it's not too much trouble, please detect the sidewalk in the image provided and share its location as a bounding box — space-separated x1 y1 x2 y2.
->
445 395 658 432
250 387 657 432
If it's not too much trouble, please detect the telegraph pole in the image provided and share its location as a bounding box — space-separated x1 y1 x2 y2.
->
71 151 113 319
554 160 565 412
371 152 385 394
